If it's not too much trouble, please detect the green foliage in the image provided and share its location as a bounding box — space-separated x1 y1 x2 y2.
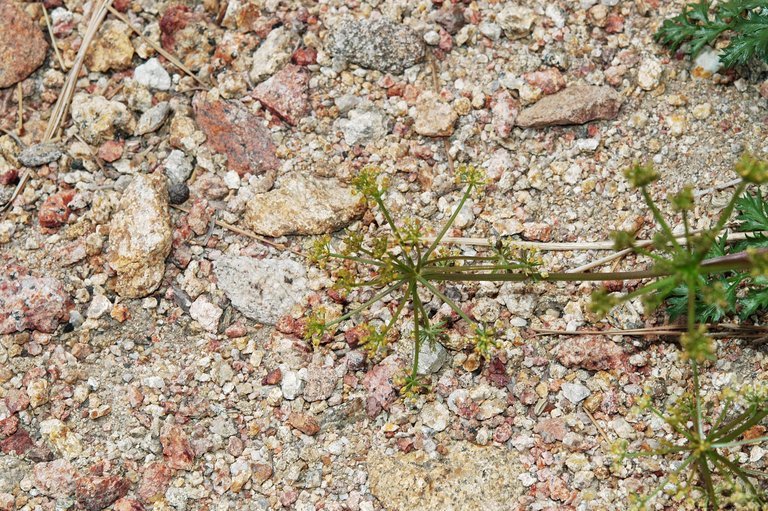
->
304 158 768 509
655 0 768 68
667 186 768 323
622 383 768 509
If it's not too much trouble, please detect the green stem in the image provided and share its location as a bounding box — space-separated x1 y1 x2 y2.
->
712 435 768 449
328 253 386 267
642 187 684 255
380 281 414 340
324 280 405 328
416 276 476 325
699 182 747 256
422 185 473 262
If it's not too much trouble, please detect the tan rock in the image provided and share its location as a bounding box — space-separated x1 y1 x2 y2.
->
71 93 135 145
108 174 172 298
367 442 525 510
515 85 623 128
86 20 134 72
244 175 364 236
413 91 458 137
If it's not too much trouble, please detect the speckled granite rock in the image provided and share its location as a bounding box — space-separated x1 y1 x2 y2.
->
515 85 623 128
214 256 309 325
0 0 48 88
107 174 172 298
367 442 525 510
328 17 425 74
244 175 363 236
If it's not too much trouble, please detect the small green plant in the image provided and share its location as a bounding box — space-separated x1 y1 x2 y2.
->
306 156 768 509
655 0 768 68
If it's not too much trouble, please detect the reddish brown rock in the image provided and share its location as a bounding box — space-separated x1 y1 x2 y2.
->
534 417 568 443
0 0 48 88
253 64 311 126
193 94 280 180
33 459 76 498
160 423 195 470
114 498 146 511
291 46 317 66
362 356 401 417
0 428 35 455
605 13 625 33
4 388 29 413
39 189 76 230
137 461 173 503
0 415 19 438
262 368 282 385
75 474 130 511
522 68 566 96
252 463 273 484
0 265 72 334
287 412 320 436
98 140 124 162
555 336 625 371
516 85 623 128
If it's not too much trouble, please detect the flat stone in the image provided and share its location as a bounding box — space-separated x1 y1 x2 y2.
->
515 85 623 128
287 412 320 436
250 26 295 83
0 264 72 333
412 91 457 137
416 341 447 375
17 143 62 167
160 423 195 470
367 442 525 510
497 3 536 39
555 336 625 371
334 106 390 146
420 402 449 432
0 0 48 88
193 94 280 181
561 382 591 404
107 174 172 298
329 17 425 74
135 101 171 136
244 175 363 236
214 256 309 325
303 366 337 402
252 64 310 126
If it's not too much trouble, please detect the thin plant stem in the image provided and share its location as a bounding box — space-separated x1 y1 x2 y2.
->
323 280 405 328
422 185 473 261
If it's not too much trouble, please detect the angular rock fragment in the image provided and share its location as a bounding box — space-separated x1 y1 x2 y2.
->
0 1 48 88
252 64 310 126
515 85 623 128
193 94 280 182
86 20 134 72
328 17 425 74
75 474 130 511
244 175 363 236
160 423 195 470
214 256 309 325
108 174 172 298
250 26 295 83
413 91 457 137
0 264 72 333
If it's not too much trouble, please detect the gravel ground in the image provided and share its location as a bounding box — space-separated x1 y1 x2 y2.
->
1 0 768 510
